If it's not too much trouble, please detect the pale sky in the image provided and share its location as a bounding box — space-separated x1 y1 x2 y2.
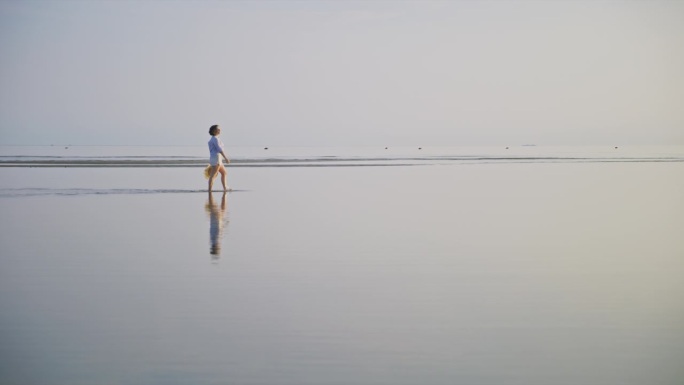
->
1 0 682 146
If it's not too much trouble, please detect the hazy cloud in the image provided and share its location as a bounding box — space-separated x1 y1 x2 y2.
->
1 0 682 146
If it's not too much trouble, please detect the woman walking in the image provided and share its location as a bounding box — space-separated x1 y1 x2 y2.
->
207 124 230 192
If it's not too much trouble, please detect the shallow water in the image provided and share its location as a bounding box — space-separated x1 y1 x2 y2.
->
1 148 683 384
2 145 683 167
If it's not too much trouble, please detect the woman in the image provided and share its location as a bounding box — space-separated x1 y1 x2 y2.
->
207 124 230 192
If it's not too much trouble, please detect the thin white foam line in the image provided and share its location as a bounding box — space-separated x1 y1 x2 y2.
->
0 188 245 197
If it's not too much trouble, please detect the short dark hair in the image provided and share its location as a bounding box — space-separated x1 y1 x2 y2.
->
209 125 219 135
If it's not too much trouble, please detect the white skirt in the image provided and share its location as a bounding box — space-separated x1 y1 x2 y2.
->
209 154 222 166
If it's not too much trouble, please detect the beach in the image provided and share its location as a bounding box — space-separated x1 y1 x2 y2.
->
1 146 683 384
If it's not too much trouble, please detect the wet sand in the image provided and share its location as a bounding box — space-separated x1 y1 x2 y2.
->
1 161 683 384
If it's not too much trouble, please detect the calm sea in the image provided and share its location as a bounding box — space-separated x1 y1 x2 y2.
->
1 145 683 384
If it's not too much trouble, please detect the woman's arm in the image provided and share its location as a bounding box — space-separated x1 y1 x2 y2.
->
221 150 230 164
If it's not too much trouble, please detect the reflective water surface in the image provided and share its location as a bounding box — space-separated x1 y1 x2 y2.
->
0 148 683 385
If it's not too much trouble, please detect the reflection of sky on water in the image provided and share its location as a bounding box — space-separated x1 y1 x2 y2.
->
206 192 228 260
0 161 683 385
2 145 683 168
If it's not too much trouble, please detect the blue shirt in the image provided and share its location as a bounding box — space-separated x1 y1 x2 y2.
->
208 136 224 157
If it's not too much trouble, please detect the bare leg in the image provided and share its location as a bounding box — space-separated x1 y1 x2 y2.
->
219 164 228 191
208 165 220 192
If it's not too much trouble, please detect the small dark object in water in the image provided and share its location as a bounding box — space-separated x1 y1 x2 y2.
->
506 147 509 149
615 146 618 149
418 147 422 150
385 147 388 150
264 147 268 150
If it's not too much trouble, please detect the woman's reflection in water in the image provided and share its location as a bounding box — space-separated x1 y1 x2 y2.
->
206 191 229 261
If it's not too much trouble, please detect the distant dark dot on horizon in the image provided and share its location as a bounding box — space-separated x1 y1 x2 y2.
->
615 146 618 149
418 147 422 150
264 147 268 150
506 147 509 149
